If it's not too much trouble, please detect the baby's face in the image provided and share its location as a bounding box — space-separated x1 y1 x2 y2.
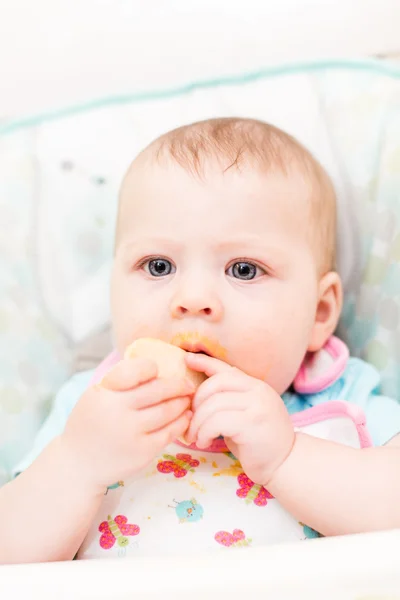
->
111 160 321 394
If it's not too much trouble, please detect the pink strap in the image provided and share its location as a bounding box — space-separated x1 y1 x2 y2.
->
293 336 349 394
89 350 121 386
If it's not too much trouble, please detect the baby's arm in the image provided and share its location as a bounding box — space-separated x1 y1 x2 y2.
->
0 358 193 564
185 352 400 537
0 436 104 563
268 433 400 536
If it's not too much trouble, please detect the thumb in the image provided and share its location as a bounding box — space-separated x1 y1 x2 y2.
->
99 357 158 392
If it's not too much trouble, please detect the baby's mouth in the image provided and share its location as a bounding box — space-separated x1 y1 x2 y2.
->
180 344 213 357
170 333 227 361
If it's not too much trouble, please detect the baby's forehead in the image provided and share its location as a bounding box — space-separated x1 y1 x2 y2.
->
119 125 320 221
120 151 310 213
118 154 314 250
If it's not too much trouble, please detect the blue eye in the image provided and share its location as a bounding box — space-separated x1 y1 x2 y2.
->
227 262 263 280
144 258 175 277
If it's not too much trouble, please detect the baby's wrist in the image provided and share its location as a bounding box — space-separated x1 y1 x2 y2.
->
262 429 297 488
266 431 316 495
55 435 106 496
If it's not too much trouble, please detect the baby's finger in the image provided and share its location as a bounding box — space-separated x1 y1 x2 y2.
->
187 392 247 443
192 370 250 411
100 357 158 391
141 396 192 433
151 410 192 450
128 377 195 409
185 352 233 377
196 411 244 449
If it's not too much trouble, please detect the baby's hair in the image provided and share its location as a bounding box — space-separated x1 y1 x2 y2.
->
155 117 309 178
123 117 337 274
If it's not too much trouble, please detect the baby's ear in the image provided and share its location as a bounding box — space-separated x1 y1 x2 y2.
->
307 272 343 353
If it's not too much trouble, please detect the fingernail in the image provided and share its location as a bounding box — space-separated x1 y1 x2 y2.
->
98 377 109 389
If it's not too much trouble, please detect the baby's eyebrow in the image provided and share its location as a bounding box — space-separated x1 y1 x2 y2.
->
120 237 181 253
216 236 288 256
119 234 289 261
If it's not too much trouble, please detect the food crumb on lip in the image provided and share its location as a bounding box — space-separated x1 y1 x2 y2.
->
169 333 227 360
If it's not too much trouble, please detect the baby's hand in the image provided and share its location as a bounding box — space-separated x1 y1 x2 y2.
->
185 353 294 486
60 358 194 490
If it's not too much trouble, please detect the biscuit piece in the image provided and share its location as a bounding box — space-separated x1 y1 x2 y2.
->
124 338 207 389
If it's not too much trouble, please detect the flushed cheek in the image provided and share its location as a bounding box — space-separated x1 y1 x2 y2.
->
229 313 310 391
235 345 301 394
233 341 277 382
224 324 272 375
111 295 167 354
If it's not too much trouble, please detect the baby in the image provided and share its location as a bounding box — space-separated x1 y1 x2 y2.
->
1 117 400 563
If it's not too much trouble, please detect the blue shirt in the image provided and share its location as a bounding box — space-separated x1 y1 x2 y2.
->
14 357 400 475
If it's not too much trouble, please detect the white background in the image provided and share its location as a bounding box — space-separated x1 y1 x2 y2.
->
0 0 399 117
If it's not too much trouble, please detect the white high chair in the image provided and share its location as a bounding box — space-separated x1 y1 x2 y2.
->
1 2 400 598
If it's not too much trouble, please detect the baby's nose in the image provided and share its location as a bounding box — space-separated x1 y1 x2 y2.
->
170 292 223 321
174 304 211 317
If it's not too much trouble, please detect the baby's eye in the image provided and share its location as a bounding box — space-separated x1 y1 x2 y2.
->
143 258 176 277
226 261 264 281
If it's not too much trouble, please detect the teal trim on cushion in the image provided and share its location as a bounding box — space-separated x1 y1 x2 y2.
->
1 58 400 136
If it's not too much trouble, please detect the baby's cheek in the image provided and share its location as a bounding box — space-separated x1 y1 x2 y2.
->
112 308 171 356
241 334 301 394
267 340 309 394
111 305 142 354
233 334 275 382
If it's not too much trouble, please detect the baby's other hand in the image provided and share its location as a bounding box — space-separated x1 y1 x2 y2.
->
185 353 294 486
60 357 194 491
